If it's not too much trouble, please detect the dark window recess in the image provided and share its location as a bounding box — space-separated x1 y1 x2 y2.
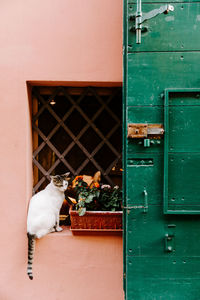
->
32 86 122 222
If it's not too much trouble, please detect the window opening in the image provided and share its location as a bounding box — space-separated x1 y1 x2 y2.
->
32 86 122 223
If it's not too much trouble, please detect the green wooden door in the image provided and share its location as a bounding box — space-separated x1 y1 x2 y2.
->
123 0 200 299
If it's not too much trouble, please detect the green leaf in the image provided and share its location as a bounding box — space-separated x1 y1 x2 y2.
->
78 193 85 200
85 194 94 203
78 207 86 216
79 200 85 208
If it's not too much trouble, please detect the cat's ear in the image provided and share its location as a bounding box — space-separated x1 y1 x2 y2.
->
62 172 70 180
50 175 56 181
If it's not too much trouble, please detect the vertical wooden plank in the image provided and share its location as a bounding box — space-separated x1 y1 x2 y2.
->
32 96 38 187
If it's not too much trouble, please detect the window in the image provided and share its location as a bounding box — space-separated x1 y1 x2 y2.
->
32 86 122 223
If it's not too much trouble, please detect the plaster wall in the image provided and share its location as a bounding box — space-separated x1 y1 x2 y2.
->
0 0 123 299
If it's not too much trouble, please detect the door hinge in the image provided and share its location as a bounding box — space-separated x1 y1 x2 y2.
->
129 3 174 44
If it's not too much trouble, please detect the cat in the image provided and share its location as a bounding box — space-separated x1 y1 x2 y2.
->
27 172 70 280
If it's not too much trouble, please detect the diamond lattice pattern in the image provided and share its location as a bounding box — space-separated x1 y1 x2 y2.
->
32 86 122 193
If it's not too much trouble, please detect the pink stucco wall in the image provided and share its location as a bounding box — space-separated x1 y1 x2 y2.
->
0 1 123 299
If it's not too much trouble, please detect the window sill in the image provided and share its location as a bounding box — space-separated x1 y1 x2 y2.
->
50 226 72 237
48 226 122 237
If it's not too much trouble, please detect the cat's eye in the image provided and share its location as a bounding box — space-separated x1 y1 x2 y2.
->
55 183 63 187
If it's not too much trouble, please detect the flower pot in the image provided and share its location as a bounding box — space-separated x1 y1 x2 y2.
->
70 209 123 231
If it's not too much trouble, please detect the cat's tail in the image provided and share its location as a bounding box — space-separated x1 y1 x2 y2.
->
27 233 36 280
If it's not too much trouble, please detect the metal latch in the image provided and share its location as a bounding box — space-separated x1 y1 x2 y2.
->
128 124 164 138
123 188 148 213
130 2 174 44
128 124 164 147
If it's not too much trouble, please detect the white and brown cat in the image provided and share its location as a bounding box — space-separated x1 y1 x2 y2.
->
27 172 70 280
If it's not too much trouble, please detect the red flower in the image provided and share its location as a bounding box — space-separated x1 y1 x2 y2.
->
90 182 100 189
75 176 83 181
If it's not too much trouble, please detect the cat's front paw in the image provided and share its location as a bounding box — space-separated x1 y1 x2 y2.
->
56 226 63 232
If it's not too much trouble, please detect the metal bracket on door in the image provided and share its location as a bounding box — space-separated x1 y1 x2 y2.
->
123 189 148 213
129 2 174 44
143 188 148 213
164 224 176 252
127 123 164 147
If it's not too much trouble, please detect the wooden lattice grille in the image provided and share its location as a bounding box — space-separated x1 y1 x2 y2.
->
32 86 122 193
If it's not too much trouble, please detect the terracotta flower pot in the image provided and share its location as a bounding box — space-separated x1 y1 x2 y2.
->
70 209 123 231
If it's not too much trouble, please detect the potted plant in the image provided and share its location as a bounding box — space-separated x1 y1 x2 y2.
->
69 177 122 231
